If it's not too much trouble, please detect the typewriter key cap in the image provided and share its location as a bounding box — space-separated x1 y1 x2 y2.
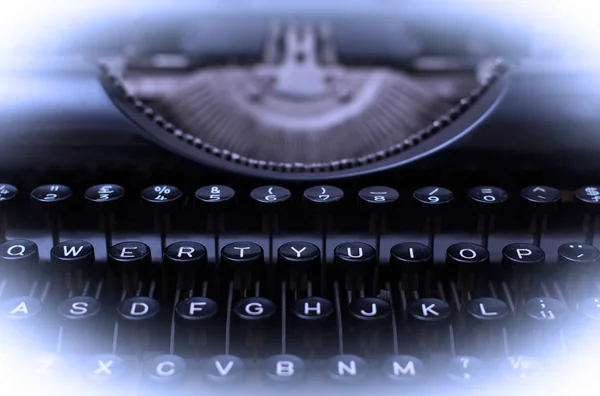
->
574 185 600 206
264 354 307 383
446 242 489 273
85 184 125 205
250 186 292 205
358 186 399 208
31 184 72 205
0 184 17 240
31 184 72 245
141 185 183 206
389 242 433 276
303 185 344 207
221 242 264 267
334 242 377 291
233 297 276 321
446 356 485 383
0 239 39 270
117 296 160 322
558 242 600 272
348 297 391 322
291 297 333 321
108 241 152 292
278 241 320 280
195 185 235 205
578 297 600 321
175 297 218 324
500 355 539 381
0 184 18 203
221 242 264 285
57 296 101 322
204 355 246 383
50 240 95 272
84 354 127 382
502 243 545 271
382 355 425 383
521 186 561 208
326 355 368 382
1 296 43 321
408 298 451 323
524 297 568 324
142 354 187 384
467 297 510 322
164 241 207 290
413 186 454 206
467 186 508 207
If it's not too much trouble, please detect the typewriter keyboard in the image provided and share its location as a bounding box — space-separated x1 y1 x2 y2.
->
0 182 599 395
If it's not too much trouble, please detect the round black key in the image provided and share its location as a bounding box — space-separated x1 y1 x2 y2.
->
358 186 399 207
291 297 333 321
558 242 600 271
303 186 344 205
84 184 125 203
164 241 207 288
117 296 160 322
578 297 600 321
50 240 95 272
382 355 425 383
195 185 235 204
175 297 218 323
264 354 307 383
390 242 433 275
57 296 101 322
446 243 489 273
233 297 276 321
521 186 561 205
413 186 453 205
1 297 43 320
0 184 18 202
334 242 377 270
0 239 39 269
574 186 600 205
143 354 187 383
468 186 508 205
250 186 291 204
221 242 264 273
524 297 568 324
164 241 207 265
502 243 545 272
500 356 539 381
348 297 391 321
141 185 182 204
278 242 320 273
31 184 72 203
408 298 451 323
108 241 152 291
447 356 485 383
326 355 368 382
204 355 245 383
467 297 510 322
84 354 126 381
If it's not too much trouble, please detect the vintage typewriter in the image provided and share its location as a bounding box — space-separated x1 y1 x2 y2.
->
1 2 599 395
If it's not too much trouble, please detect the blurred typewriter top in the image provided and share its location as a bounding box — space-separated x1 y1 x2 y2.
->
0 0 599 182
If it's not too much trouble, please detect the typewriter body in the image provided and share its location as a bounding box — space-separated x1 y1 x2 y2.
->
0 2 600 395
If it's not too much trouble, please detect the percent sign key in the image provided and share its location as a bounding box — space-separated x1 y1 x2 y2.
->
141 185 183 206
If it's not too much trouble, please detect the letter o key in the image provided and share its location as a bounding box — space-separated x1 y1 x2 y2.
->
446 243 489 274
